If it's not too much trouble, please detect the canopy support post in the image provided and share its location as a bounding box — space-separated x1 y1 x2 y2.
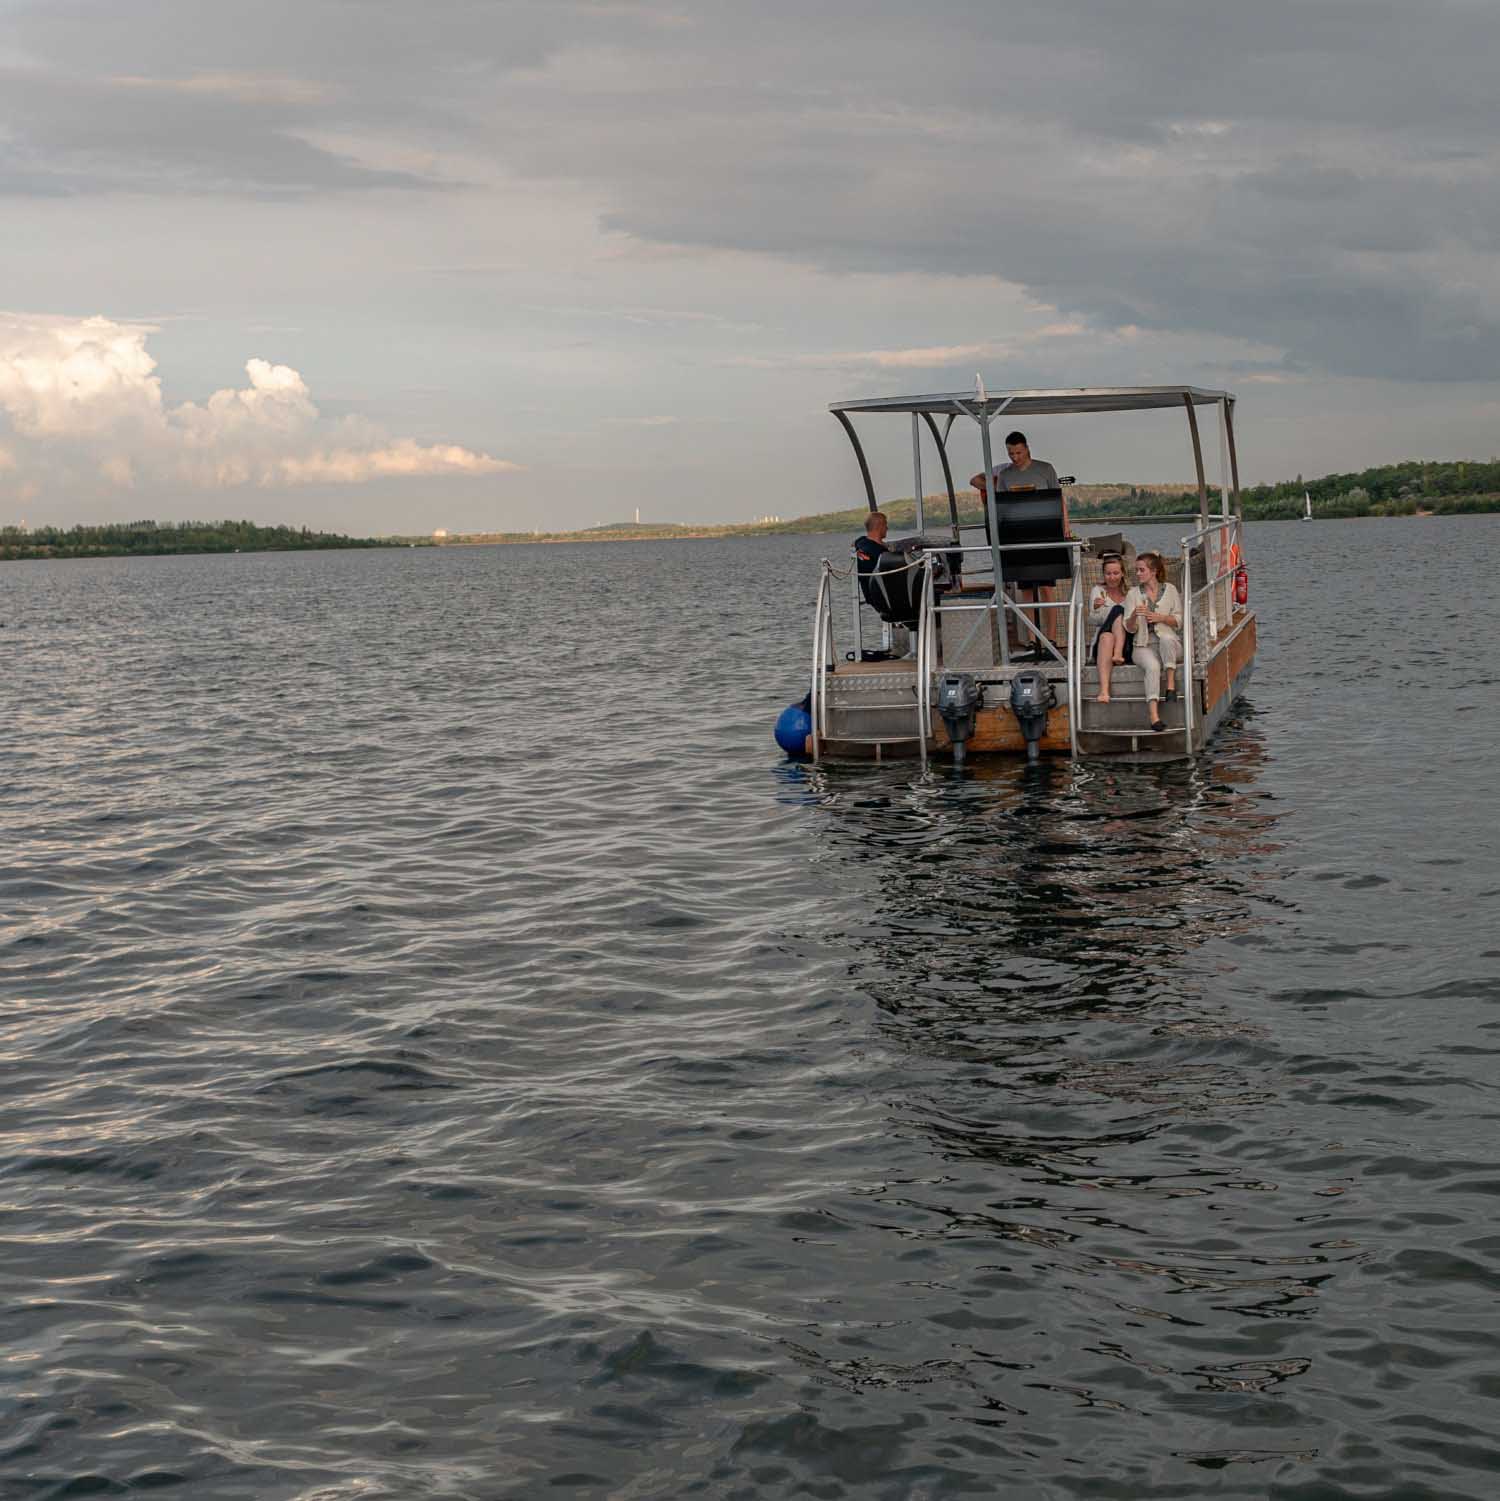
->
1225 398 1243 522
1184 395 1209 527
979 417 1009 666
911 412 924 534
1216 400 1234 519
920 412 960 543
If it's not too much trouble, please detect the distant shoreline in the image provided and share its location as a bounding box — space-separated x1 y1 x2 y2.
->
0 520 424 563
6 460 1496 561
437 501 1497 547
4 507 1488 561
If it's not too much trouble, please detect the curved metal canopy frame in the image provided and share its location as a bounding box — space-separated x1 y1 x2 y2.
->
832 409 877 514
919 412 960 538
833 408 961 531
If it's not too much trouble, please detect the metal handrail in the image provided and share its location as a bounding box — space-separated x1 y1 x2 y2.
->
937 596 1072 611
916 556 936 763
1180 538 1195 746
1072 567 1084 756
810 564 834 760
1180 516 1240 546
917 540 1088 556
1181 515 1242 656
1074 512 1205 526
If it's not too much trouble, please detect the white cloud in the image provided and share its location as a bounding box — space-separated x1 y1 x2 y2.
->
0 312 516 495
853 343 998 370
729 341 1012 372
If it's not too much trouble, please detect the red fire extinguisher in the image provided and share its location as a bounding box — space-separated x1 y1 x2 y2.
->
1234 563 1249 606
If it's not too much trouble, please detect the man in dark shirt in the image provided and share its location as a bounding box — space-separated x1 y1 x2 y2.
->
854 510 893 616
853 510 917 646
854 510 889 577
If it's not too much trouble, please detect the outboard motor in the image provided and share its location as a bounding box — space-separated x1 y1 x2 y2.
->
1008 670 1055 764
935 672 983 767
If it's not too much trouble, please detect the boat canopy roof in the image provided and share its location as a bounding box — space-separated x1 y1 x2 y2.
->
829 385 1233 418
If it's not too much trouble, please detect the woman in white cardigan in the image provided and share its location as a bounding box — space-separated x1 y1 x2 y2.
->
1122 552 1182 733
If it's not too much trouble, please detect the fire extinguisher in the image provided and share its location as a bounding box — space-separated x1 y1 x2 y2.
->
1234 563 1249 606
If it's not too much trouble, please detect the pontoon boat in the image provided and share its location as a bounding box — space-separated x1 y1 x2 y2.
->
798 385 1257 763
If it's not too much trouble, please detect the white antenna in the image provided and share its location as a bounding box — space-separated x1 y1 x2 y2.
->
976 373 988 404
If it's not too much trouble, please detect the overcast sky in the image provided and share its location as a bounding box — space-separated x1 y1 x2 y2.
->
4 0 1499 532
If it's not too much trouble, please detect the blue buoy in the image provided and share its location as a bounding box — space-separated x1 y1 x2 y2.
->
774 697 812 757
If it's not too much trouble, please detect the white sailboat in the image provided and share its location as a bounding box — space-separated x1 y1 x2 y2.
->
1302 488 1313 522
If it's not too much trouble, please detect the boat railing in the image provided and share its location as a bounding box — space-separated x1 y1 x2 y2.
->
825 525 1241 758
916 555 936 755
841 538 1089 678
1178 514 1242 649
1075 512 1205 527
811 561 835 758
1177 515 1244 747
913 540 1086 670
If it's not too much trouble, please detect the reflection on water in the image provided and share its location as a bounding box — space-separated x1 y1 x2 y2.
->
745 718 1405 1487
816 707 1280 1027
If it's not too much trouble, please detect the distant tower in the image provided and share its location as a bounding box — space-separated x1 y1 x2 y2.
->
634 507 640 524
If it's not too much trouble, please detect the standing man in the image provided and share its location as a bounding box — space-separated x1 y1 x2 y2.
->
969 432 1071 660
969 431 1067 524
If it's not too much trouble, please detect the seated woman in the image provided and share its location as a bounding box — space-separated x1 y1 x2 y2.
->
1122 551 1183 733
1088 553 1132 702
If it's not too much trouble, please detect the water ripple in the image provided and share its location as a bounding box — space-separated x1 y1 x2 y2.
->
3 524 1500 1497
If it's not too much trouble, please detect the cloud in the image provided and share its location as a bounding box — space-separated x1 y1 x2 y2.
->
0 313 515 493
849 343 997 370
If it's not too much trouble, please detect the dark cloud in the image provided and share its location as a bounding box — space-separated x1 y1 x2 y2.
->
3 0 1497 379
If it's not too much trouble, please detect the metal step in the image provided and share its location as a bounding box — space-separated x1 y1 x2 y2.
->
1081 725 1189 737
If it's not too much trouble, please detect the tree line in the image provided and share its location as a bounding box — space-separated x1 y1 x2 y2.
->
1076 459 1500 521
0 519 412 560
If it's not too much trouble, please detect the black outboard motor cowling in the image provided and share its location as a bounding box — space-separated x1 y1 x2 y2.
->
935 672 983 766
1008 670 1056 764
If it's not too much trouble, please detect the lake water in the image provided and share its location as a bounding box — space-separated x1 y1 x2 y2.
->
3 516 1499 1499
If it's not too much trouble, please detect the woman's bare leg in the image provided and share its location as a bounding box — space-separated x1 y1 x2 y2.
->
1111 618 1127 665
1096 634 1113 702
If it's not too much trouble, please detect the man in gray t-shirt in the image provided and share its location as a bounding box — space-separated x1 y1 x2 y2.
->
970 431 1061 497
968 430 1070 658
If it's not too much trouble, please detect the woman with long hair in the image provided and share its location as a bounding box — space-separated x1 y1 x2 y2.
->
1089 553 1132 703
1123 551 1183 732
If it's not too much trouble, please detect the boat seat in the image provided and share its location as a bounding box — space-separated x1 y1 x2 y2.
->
858 548 922 629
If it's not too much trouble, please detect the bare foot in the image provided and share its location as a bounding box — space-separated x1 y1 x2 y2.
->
1112 652 1126 665
1096 691 1110 703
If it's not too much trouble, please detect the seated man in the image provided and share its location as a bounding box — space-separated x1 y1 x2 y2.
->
853 510 920 638
854 510 889 589
969 431 1071 658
